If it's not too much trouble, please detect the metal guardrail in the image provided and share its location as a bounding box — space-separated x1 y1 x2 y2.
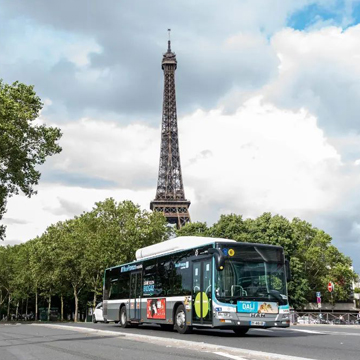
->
291 312 360 325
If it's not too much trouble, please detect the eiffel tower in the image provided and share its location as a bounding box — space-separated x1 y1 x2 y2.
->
150 31 191 229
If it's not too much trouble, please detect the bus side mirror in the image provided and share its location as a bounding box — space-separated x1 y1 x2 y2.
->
208 248 225 271
285 258 292 282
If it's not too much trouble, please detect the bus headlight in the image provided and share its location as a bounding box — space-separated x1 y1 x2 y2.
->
217 312 231 318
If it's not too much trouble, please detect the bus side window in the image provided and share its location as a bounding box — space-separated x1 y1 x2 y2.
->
144 260 157 297
157 259 172 296
173 256 191 296
118 272 130 299
110 278 118 299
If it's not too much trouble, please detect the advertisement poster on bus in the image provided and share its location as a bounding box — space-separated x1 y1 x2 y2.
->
237 301 278 313
147 298 166 319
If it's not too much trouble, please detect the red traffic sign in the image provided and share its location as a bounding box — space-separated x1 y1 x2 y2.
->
328 282 334 292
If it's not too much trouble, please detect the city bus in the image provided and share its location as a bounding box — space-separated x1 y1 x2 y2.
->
103 236 291 335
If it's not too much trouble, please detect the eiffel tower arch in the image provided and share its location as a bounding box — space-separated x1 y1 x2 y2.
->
150 32 191 229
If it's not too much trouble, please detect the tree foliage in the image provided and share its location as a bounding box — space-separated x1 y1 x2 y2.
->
0 80 62 240
1 202 358 317
0 199 170 321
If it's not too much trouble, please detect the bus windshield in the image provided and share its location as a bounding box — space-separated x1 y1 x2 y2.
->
215 257 287 305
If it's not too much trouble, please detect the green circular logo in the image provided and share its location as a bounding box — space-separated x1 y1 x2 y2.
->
195 292 209 318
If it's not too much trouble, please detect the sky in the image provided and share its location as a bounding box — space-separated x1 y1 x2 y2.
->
1 0 360 273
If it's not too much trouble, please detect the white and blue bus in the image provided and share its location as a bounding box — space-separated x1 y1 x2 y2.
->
103 236 291 334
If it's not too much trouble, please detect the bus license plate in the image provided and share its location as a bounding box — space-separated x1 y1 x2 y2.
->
250 321 266 326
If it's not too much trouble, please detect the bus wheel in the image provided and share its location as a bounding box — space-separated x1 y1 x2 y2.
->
120 307 130 328
233 327 249 336
174 305 192 334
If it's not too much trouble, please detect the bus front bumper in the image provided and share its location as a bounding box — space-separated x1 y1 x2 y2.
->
213 313 290 328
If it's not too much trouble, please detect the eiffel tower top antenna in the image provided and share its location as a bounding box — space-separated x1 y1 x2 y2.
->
167 29 171 51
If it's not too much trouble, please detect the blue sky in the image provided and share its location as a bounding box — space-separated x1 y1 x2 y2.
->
289 0 360 29
1 0 360 274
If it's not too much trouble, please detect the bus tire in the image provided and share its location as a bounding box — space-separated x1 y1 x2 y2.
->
174 305 192 334
233 327 249 336
120 306 130 328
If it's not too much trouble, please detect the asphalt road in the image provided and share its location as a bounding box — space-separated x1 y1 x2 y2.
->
0 323 219 360
1 322 360 360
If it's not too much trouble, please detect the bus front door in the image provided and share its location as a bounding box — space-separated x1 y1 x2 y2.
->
129 271 141 321
192 258 212 325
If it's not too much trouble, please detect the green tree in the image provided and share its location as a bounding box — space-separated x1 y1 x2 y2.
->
28 238 44 320
82 198 170 310
208 214 250 242
32 231 64 321
52 218 86 323
287 256 310 309
0 246 11 318
176 221 209 237
0 245 21 319
9 243 33 319
0 80 62 240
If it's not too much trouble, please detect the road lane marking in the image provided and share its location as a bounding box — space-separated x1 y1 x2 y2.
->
319 331 360 337
31 324 317 360
214 351 247 360
286 328 360 336
278 329 326 334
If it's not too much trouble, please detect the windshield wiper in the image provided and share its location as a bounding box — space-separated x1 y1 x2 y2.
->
265 290 285 303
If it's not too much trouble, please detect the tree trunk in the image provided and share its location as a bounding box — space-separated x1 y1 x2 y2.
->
74 287 78 323
35 291 38 321
25 297 28 318
7 294 11 320
61 295 64 321
93 291 97 310
15 301 19 320
48 295 51 321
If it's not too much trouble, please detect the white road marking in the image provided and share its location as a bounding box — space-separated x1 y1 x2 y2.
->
213 351 247 360
279 329 325 334
273 327 360 337
31 324 317 360
327 331 360 336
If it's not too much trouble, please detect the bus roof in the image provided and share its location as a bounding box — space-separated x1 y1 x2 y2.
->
135 236 236 261
105 237 284 272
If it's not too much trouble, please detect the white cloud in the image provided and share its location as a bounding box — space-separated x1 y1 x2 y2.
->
4 96 354 246
47 118 160 188
4 185 155 244
180 97 346 222
263 25 360 135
